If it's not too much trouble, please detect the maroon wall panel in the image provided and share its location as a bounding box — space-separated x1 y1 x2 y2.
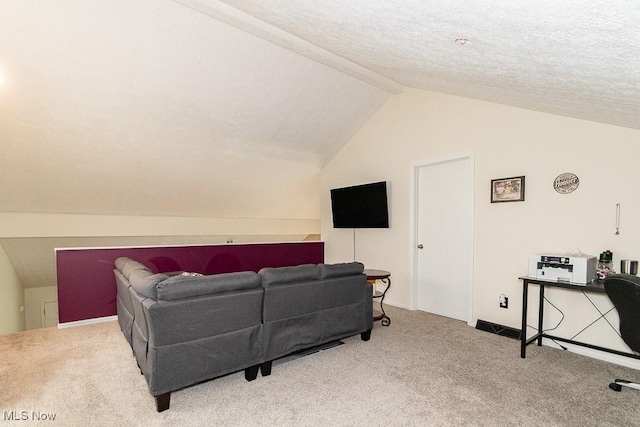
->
56 242 324 324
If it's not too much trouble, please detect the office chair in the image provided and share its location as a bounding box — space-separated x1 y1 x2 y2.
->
604 274 640 392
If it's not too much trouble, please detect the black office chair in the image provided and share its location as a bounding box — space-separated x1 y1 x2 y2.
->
604 274 640 392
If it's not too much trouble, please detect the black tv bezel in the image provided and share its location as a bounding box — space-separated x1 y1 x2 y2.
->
330 181 389 229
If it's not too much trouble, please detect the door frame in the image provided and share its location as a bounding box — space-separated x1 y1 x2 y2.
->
409 151 475 326
41 300 59 328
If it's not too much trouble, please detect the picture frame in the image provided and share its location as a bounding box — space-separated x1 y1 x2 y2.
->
491 176 525 203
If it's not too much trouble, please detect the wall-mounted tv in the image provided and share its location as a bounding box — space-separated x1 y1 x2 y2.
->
330 181 389 228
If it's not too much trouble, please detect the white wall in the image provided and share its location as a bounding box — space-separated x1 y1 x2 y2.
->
0 243 25 334
24 286 58 330
322 88 640 356
0 212 319 238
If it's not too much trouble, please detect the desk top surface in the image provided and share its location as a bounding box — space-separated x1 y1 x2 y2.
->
518 276 606 293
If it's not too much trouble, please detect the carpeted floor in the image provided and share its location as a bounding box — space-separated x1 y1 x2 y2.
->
2 306 640 426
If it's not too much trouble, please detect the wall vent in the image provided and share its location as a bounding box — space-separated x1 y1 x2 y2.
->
475 319 521 340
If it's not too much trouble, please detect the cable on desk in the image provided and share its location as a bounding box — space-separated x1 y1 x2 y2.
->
541 296 565 333
526 296 567 350
542 296 569 350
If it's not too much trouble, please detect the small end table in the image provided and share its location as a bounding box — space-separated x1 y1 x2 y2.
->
364 269 391 326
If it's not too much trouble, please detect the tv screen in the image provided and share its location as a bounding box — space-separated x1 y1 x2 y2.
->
330 181 389 228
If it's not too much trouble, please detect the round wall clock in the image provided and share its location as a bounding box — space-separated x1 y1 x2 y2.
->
554 173 579 194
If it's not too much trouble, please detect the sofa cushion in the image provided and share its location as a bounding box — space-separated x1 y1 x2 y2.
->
129 270 169 300
115 257 151 279
156 271 261 301
259 264 320 286
319 262 365 279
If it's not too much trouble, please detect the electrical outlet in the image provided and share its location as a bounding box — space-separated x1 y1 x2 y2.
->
499 294 508 309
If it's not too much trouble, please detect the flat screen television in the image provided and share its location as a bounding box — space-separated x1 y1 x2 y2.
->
330 181 389 228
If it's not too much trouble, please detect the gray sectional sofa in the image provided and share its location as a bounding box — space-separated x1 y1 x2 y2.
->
114 257 373 412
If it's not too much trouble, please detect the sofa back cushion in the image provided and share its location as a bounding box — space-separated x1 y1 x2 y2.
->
319 262 364 279
156 271 261 301
259 264 320 286
115 257 152 279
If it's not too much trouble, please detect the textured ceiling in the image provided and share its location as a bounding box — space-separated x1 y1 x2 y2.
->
217 0 640 131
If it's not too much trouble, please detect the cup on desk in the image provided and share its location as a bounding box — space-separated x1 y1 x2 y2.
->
620 260 638 275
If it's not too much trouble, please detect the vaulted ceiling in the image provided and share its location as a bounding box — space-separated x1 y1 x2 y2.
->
0 0 392 220
215 0 640 131
1 0 638 221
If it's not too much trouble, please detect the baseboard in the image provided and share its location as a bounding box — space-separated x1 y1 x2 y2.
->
541 338 640 370
475 319 521 340
58 315 118 329
381 300 411 310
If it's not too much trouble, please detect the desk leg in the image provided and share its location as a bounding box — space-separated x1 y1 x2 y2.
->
521 280 528 358
537 285 545 346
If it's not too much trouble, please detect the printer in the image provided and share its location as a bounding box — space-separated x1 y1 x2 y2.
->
528 254 597 285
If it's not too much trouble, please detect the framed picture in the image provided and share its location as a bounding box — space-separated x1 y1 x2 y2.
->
491 176 525 203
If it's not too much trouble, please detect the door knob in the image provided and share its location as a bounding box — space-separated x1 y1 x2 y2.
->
417 244 424 249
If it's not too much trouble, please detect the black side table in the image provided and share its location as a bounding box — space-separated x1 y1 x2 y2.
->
364 269 391 326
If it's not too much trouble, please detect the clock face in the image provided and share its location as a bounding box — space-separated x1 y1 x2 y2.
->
554 173 579 194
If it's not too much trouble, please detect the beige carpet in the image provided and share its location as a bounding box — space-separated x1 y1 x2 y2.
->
2 306 640 426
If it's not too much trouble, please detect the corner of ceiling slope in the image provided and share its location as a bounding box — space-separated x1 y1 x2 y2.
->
172 0 405 95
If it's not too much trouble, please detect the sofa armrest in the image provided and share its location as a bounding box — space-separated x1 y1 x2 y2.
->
115 257 152 278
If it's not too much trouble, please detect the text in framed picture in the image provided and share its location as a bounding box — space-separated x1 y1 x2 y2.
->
491 176 525 203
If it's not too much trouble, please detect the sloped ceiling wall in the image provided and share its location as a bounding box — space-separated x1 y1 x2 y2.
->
0 0 392 220
217 0 640 132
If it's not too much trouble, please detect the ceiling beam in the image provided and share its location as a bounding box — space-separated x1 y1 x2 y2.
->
173 0 404 94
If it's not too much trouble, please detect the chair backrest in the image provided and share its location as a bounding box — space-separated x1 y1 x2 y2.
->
604 274 640 353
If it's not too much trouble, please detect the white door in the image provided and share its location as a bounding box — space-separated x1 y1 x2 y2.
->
415 157 472 321
42 301 59 328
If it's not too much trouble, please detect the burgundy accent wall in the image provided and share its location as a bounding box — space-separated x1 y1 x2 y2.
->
56 241 324 324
